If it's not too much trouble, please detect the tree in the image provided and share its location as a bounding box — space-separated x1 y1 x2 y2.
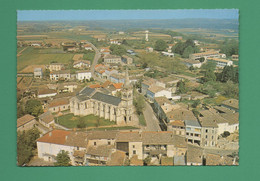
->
55 150 71 166
223 81 239 99
177 80 188 94
133 94 145 115
218 65 238 83
192 100 200 108
201 61 216 71
154 40 167 51
90 77 94 82
203 69 216 82
17 128 40 166
44 69 50 78
77 119 86 129
143 156 151 166
142 62 148 69
25 99 43 117
183 46 195 58
221 131 230 138
109 44 126 56
199 57 205 63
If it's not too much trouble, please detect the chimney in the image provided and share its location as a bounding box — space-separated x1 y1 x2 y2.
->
65 136 68 140
49 132 52 137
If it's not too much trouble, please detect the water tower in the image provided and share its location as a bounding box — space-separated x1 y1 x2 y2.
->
145 30 149 41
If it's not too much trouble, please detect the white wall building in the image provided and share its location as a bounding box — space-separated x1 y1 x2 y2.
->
76 71 92 81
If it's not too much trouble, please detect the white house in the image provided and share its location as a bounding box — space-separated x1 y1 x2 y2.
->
37 130 88 164
73 60 91 69
162 52 174 57
34 68 43 79
76 70 92 81
38 89 57 98
207 58 233 68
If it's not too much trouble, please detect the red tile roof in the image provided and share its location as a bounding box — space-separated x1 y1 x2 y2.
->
89 84 101 88
37 130 71 145
113 83 123 89
102 80 112 88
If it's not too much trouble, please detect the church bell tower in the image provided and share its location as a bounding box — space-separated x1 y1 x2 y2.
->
121 67 134 123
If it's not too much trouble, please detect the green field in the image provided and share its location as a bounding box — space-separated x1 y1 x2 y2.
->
56 113 116 128
17 47 74 71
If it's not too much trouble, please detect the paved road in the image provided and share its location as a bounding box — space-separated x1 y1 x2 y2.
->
87 41 105 83
142 101 161 131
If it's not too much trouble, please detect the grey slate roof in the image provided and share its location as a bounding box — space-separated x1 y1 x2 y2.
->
92 92 121 106
79 87 95 96
184 120 201 128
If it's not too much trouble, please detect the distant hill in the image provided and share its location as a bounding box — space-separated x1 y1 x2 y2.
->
18 18 239 32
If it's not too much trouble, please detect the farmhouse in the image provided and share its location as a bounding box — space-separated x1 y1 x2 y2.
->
50 70 71 81
104 55 122 64
76 70 92 81
17 114 36 132
182 59 202 68
189 51 221 61
207 58 233 68
49 63 64 72
34 68 43 79
73 60 91 69
39 111 55 128
38 88 57 98
48 98 70 113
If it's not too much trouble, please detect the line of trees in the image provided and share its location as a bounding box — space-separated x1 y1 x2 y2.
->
172 39 199 58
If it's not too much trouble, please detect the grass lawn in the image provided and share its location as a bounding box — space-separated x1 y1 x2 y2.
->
56 113 115 128
138 114 146 126
83 51 95 63
17 47 74 71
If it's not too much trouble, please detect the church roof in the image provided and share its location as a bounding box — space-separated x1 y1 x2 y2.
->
92 92 121 106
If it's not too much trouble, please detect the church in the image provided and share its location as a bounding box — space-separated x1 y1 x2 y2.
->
69 69 135 125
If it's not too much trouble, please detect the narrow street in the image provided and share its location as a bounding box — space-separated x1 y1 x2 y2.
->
86 41 105 83
142 101 161 131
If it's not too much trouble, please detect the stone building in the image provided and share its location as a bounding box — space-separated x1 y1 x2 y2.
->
70 69 135 126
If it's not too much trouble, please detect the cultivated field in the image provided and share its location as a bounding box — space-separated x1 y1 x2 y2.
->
17 77 33 89
20 65 46 73
17 47 74 71
73 54 84 61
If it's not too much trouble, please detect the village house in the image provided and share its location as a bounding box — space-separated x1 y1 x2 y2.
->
48 63 64 72
100 47 111 55
182 59 202 68
104 69 118 80
76 70 92 81
73 60 91 69
141 77 157 95
106 83 123 96
17 114 36 132
146 47 153 52
85 131 119 165
205 153 236 166
38 88 57 98
103 54 122 64
221 99 239 112
189 51 222 61
146 85 172 102
38 111 55 128
184 120 202 145
198 116 218 147
34 68 43 79
207 58 233 68
199 109 239 136
82 44 93 51
50 70 71 81
48 98 70 113
186 144 203 166
121 55 133 65
110 39 119 45
232 54 239 61
110 73 125 84
162 51 174 57
166 108 197 137
57 82 78 93
116 131 187 165
37 130 88 165
70 69 135 125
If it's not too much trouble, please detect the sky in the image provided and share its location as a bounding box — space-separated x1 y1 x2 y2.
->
17 9 239 21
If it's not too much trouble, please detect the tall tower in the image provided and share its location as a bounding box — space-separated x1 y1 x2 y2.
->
145 30 149 41
121 67 134 124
